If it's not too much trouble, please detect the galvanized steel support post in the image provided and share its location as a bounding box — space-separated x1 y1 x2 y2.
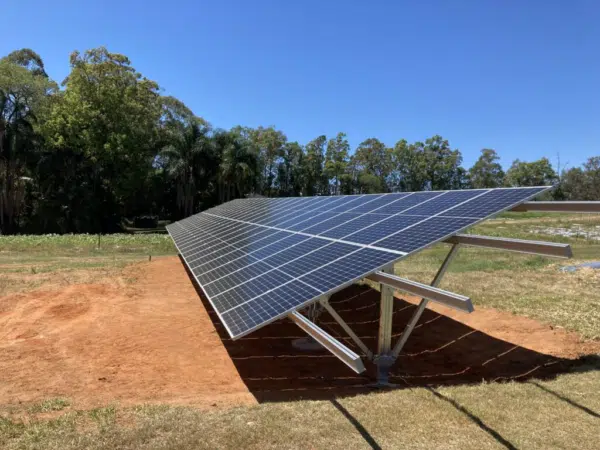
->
375 264 396 384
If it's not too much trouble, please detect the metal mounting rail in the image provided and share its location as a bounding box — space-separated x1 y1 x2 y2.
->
444 234 573 258
510 201 600 213
288 311 366 374
367 272 474 313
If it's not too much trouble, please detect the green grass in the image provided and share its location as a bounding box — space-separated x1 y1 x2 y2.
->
0 213 599 449
480 212 600 242
389 212 600 339
28 398 70 414
0 234 177 295
394 242 600 340
1 358 598 449
0 233 175 256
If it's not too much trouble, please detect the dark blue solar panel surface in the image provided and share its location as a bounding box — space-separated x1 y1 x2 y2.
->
167 187 549 338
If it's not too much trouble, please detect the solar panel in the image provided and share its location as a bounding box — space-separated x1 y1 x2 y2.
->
167 187 550 339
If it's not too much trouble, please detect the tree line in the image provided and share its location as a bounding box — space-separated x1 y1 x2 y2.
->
1 47 598 234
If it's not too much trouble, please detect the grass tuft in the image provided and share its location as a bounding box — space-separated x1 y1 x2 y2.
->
28 398 70 414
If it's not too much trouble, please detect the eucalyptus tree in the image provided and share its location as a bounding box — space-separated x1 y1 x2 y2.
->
353 138 392 193
505 157 558 187
325 132 350 195
303 135 327 196
277 141 304 196
469 149 505 188
422 135 464 190
561 157 600 200
250 126 286 196
389 139 427 192
41 47 163 229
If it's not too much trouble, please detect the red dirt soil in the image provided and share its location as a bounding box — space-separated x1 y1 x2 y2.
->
1 256 598 409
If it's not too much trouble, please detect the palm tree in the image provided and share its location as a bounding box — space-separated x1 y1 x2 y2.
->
215 130 257 202
160 119 214 217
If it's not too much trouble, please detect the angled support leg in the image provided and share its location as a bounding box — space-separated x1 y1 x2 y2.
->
391 243 461 358
319 297 373 360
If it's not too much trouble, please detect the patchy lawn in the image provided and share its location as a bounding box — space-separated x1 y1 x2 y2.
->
1 356 598 449
1 212 598 449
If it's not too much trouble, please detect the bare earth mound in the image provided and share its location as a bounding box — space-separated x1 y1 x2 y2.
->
1 256 598 409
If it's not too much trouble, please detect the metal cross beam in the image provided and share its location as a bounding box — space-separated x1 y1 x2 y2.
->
509 201 600 213
444 234 572 259
367 270 473 312
287 311 366 374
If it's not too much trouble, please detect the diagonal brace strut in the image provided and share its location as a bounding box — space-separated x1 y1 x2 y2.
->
319 297 374 360
391 243 461 358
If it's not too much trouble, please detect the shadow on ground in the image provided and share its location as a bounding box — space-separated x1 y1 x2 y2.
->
182 258 598 403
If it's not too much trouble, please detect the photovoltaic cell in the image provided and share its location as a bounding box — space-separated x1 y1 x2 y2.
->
197 255 264 284
260 238 329 268
277 242 357 278
221 280 322 338
329 195 381 212
299 247 398 293
204 261 274 298
319 214 392 239
375 217 478 253
343 215 424 245
440 187 547 218
285 212 340 231
248 234 310 260
378 191 443 214
405 190 485 216
168 186 550 338
211 269 293 312
348 193 411 213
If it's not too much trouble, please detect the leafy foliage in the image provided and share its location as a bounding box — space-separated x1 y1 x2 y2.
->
505 157 558 187
0 46 596 235
469 149 505 188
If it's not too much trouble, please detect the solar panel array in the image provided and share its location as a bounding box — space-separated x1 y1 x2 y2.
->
167 187 549 339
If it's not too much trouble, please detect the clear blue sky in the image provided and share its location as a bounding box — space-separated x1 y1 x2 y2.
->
3 0 599 169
